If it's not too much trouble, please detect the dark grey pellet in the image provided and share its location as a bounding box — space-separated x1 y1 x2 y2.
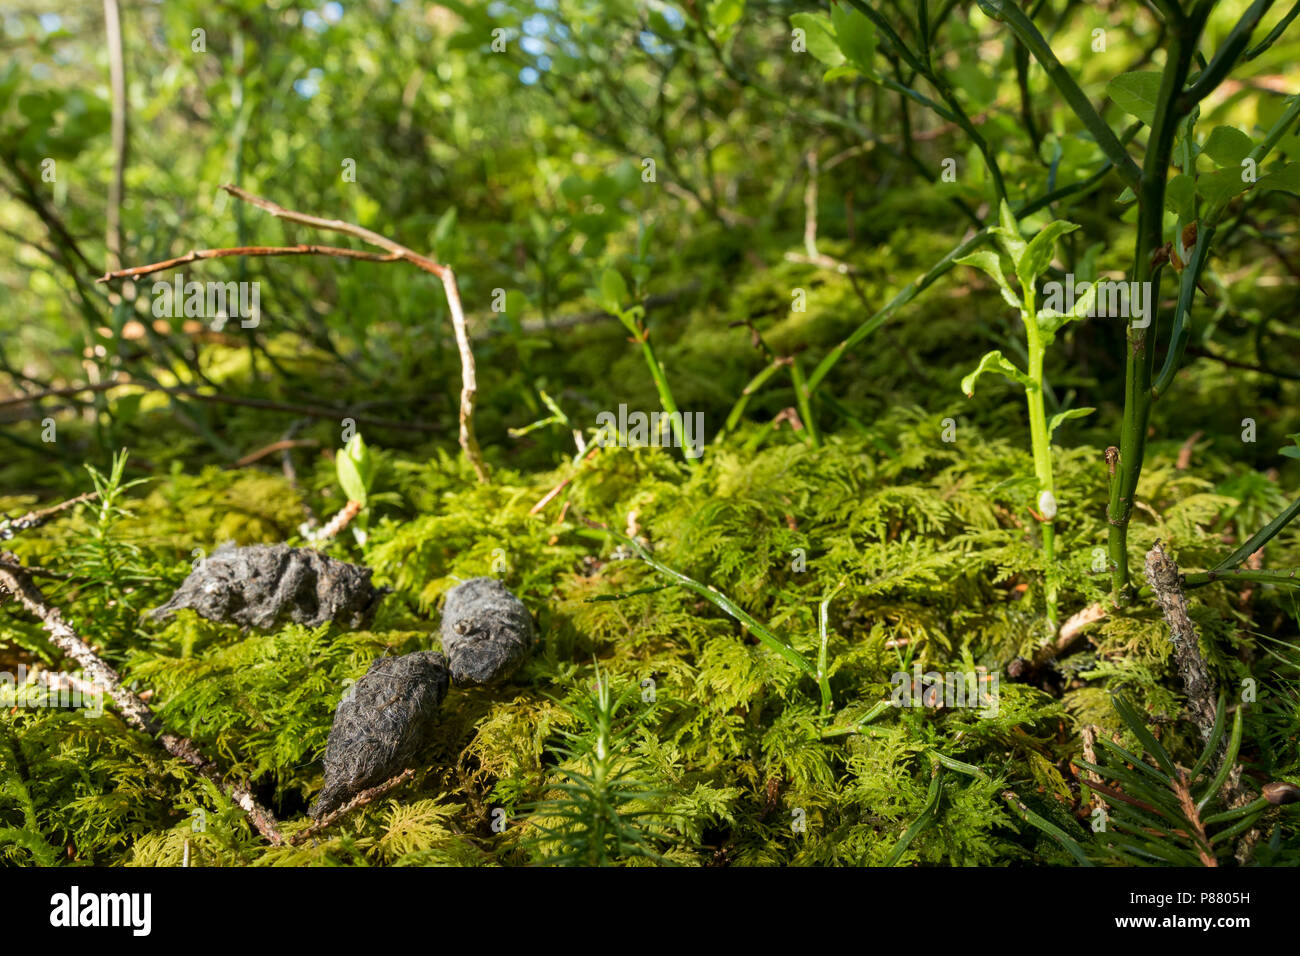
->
439 577 534 685
149 543 385 630
311 650 450 818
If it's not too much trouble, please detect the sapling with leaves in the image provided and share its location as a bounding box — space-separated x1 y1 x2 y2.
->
1076 695 1275 867
313 432 377 544
521 667 669 866
956 202 1097 631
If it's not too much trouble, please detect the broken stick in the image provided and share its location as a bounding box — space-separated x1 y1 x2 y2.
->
0 552 284 845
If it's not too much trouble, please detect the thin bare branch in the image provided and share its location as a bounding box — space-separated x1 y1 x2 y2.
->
0 553 284 845
96 245 402 283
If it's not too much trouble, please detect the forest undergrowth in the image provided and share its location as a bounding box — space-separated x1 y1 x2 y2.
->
2 233 1298 865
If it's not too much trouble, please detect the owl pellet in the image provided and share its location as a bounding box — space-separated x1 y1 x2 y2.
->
311 650 450 818
149 543 385 630
438 577 534 685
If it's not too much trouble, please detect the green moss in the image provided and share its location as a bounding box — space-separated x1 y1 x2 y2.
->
4 394 1296 866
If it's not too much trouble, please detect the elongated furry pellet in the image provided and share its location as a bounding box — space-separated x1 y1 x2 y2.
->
311 650 450 818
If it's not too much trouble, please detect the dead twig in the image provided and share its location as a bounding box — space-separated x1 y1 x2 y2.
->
96 245 403 282
228 438 320 469
289 768 416 845
218 184 487 482
1143 542 1220 743
1 491 99 541
1032 602 1107 668
0 552 284 845
96 184 487 481
307 499 364 543
1176 430 1205 470
1143 541 1257 860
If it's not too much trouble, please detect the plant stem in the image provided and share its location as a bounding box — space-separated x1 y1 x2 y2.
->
637 334 698 468
1022 288 1057 629
1184 568 1300 588
817 580 847 719
595 520 818 683
1107 17 1204 601
977 0 1142 190
720 357 787 438
789 355 820 448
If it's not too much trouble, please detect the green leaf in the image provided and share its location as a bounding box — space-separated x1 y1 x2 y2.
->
17 90 62 123
1107 71 1162 127
955 249 1021 310
1113 695 1178 777
0 61 20 115
990 199 1026 267
961 350 1033 397
1258 161 1300 196
1047 406 1095 437
599 268 628 313
337 433 374 506
1164 174 1196 221
950 62 998 109
830 3 876 75
1017 220 1079 291
822 65 861 82
1196 167 1252 206
1037 278 1097 337
432 205 458 254
709 0 744 31
791 13 844 68
1201 125 1253 167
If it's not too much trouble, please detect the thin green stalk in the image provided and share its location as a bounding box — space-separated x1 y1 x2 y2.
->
637 335 698 469
1244 0 1300 59
1022 287 1058 629
1107 17 1204 600
1202 796 1271 827
1001 789 1094 865
721 358 787 437
806 228 990 393
976 0 1142 190
594 521 822 691
1180 0 1276 110
1214 493 1300 571
1151 223 1216 398
1184 567 1300 588
789 355 820 448
820 699 893 738
886 760 943 866
1196 705 1244 812
816 579 847 718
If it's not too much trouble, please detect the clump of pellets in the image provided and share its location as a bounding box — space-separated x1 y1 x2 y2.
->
310 578 535 818
439 577 535 685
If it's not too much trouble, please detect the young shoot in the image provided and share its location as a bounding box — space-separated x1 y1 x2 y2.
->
957 201 1096 631
317 432 378 544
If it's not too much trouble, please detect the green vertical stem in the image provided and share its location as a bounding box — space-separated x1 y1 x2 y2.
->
637 333 698 469
817 580 846 719
720 357 787 438
1022 289 1057 629
1107 18 1203 602
789 355 820 448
